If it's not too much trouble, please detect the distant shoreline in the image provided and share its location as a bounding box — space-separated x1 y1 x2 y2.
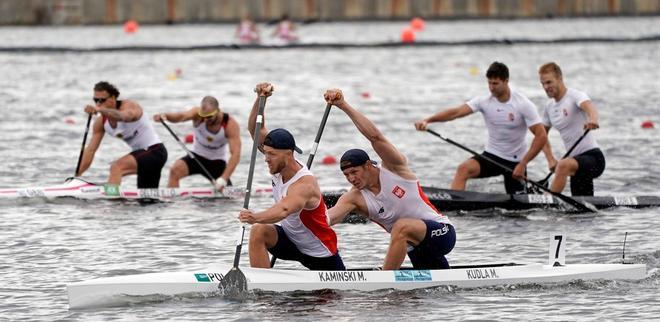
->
2 0 659 26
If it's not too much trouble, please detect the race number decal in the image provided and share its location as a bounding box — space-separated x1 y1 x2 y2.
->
528 194 554 204
548 234 566 266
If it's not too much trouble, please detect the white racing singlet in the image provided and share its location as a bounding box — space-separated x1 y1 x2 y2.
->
104 107 161 151
272 162 338 258
542 88 599 157
192 116 229 161
467 89 542 162
360 167 452 233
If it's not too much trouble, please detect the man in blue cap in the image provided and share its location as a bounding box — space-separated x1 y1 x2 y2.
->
238 83 345 271
324 89 455 270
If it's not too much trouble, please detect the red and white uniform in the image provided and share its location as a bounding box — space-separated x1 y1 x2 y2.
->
272 162 338 257
360 167 451 233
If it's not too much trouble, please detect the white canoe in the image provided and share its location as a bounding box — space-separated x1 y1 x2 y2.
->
67 261 645 309
0 178 274 200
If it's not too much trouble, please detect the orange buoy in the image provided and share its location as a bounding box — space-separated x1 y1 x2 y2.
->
184 134 194 143
410 17 425 31
641 120 654 129
401 27 415 43
123 20 139 34
322 155 337 165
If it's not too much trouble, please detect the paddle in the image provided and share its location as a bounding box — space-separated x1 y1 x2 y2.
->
270 103 333 268
73 113 93 179
159 119 217 190
537 129 591 187
219 93 268 295
425 129 596 213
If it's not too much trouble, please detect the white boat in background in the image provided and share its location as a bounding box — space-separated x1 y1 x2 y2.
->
67 235 646 309
0 177 274 200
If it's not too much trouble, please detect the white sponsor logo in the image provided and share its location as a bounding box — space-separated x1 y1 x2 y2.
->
431 225 449 237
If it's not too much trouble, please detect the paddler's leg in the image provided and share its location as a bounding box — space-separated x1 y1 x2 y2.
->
168 159 190 188
383 218 427 270
248 223 278 268
407 221 456 269
108 154 137 185
451 158 481 190
550 157 578 194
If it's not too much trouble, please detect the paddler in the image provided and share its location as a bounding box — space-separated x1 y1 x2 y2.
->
538 62 605 196
415 61 547 194
77 81 168 189
324 88 455 270
238 82 345 271
153 96 241 191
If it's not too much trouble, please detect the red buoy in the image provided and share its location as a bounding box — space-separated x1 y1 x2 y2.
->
401 27 415 43
410 17 425 31
322 155 337 165
184 134 194 143
64 118 75 124
124 20 139 34
641 120 654 129
361 91 371 99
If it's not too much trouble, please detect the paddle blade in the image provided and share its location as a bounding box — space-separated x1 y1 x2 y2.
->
218 267 248 298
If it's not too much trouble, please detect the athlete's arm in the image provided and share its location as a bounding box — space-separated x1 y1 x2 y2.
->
327 190 363 226
414 104 473 131
247 83 273 152
76 117 105 176
221 117 242 182
96 100 141 122
512 123 548 180
541 125 557 171
324 89 412 177
239 177 316 224
579 100 600 130
154 107 198 123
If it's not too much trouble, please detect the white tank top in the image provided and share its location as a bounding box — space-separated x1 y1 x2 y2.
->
360 167 451 233
103 104 161 151
272 161 338 257
467 89 543 162
192 115 229 161
541 88 599 156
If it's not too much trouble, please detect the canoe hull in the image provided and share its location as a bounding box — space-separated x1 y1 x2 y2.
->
67 263 646 309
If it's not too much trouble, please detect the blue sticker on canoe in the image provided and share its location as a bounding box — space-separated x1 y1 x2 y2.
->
394 271 414 282
394 270 431 282
195 273 210 282
413 270 432 281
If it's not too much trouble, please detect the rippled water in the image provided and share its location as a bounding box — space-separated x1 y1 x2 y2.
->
0 18 659 320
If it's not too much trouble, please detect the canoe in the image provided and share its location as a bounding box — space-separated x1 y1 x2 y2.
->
67 234 645 309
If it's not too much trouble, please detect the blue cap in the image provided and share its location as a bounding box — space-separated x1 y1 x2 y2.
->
263 128 302 153
340 149 376 171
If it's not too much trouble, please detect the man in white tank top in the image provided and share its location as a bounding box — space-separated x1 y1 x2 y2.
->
238 83 345 271
538 62 605 196
324 89 455 271
78 81 168 188
415 61 547 194
153 96 241 191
